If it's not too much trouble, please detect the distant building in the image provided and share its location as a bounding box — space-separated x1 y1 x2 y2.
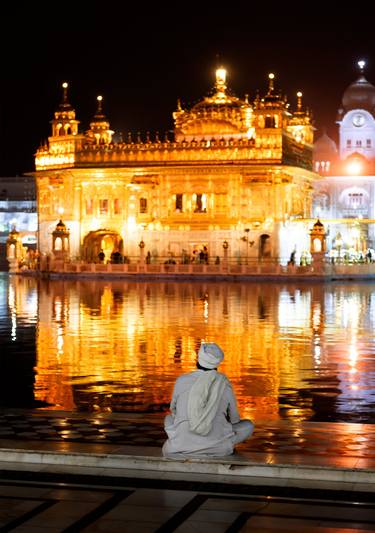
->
0 176 37 270
313 61 375 257
34 69 316 265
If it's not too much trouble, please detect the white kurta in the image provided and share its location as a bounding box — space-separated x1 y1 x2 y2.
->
162 369 242 457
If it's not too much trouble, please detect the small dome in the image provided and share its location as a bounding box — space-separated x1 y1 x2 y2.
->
313 132 337 159
342 75 375 113
314 219 324 228
55 219 67 231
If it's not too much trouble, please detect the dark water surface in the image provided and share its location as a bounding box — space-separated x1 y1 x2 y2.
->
1 274 375 423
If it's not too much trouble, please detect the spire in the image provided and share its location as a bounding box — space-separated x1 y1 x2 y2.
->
296 91 303 112
215 67 227 94
357 59 366 74
267 73 275 94
96 95 104 116
87 94 114 144
52 81 79 136
62 82 69 104
59 82 73 110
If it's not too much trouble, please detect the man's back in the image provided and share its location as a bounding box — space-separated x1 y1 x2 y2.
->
163 370 240 457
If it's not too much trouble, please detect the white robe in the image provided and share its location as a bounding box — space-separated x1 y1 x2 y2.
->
162 370 242 457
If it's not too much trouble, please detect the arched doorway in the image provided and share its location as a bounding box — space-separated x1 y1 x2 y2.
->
82 230 124 263
259 234 271 259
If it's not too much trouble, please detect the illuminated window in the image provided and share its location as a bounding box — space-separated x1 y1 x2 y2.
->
347 139 351 148
367 139 372 148
175 194 183 212
54 237 62 251
348 192 364 208
114 198 121 214
86 199 94 215
140 198 147 213
99 199 108 215
264 115 276 128
194 193 207 213
315 162 320 172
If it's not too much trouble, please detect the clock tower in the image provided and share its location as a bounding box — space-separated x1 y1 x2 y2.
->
337 60 375 160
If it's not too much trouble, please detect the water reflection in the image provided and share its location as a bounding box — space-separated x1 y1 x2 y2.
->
2 274 375 423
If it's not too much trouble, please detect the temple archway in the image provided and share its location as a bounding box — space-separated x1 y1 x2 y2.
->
82 229 124 263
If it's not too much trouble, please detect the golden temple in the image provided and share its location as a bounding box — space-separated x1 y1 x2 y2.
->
34 68 317 264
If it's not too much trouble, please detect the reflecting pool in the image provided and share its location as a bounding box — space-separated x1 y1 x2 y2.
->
1 273 375 423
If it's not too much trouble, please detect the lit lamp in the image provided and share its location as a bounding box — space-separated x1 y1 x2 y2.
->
223 240 229 267
335 233 343 262
139 239 145 265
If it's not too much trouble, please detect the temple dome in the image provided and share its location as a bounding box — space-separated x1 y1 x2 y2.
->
313 132 338 159
173 68 253 141
341 75 375 114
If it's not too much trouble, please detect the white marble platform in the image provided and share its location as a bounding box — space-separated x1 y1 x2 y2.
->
0 444 374 492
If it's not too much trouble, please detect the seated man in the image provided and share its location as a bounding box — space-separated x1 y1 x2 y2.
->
162 342 254 457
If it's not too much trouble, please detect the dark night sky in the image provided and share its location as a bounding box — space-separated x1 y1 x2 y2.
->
0 3 374 176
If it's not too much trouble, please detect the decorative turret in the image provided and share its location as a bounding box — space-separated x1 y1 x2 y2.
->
6 226 25 272
287 91 314 145
36 82 85 170
310 219 326 253
52 219 70 259
51 82 80 137
86 95 114 145
252 73 290 129
173 67 254 141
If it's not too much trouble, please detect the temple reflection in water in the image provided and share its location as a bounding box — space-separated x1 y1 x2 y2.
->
4 276 375 423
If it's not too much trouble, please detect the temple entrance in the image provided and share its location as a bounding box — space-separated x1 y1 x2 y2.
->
82 230 124 263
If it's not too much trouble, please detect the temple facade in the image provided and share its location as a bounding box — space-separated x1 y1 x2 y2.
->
313 61 375 259
35 69 317 265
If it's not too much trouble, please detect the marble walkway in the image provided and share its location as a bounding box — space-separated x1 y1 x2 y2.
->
0 409 375 469
0 409 375 531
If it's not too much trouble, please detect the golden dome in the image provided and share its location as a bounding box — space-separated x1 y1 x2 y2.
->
173 68 253 141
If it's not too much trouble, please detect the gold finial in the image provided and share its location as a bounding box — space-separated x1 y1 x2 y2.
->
244 93 249 104
268 73 275 93
97 95 103 113
296 91 303 112
215 67 227 92
177 98 182 111
358 59 366 73
62 82 69 103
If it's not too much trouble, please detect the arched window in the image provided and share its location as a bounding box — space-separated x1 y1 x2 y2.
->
259 234 271 258
313 238 322 252
140 198 147 213
54 237 62 251
264 115 275 128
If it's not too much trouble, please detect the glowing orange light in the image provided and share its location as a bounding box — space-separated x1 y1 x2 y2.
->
347 160 362 175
